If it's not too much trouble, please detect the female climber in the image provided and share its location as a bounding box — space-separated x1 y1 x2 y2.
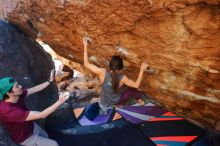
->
83 36 148 114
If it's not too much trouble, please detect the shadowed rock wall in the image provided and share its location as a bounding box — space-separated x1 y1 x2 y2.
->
0 20 58 145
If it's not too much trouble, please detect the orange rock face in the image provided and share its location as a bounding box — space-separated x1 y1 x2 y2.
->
1 0 220 131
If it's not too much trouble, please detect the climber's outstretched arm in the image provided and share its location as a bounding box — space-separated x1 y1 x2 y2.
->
120 63 148 88
83 36 105 77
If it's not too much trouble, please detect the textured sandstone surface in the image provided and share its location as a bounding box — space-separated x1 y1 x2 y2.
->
1 0 220 131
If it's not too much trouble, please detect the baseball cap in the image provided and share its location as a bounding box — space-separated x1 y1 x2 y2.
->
0 77 15 100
